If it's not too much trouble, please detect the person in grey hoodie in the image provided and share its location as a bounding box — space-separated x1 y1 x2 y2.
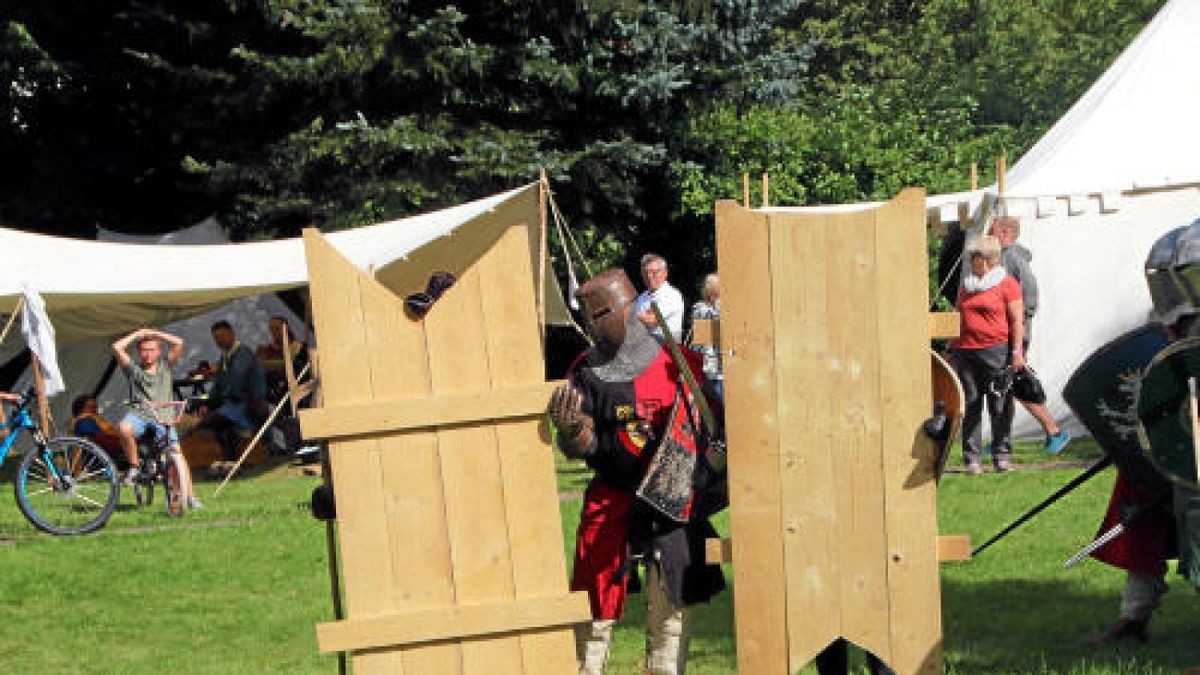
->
991 216 1071 454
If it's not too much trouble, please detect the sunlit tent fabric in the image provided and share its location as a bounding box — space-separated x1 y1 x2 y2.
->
10 218 308 425
993 0 1200 438
0 182 569 350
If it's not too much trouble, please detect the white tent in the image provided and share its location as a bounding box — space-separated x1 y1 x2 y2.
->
0 183 569 427
15 219 307 425
937 0 1200 438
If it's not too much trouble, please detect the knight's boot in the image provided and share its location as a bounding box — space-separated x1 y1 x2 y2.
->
576 619 614 675
1082 617 1148 645
645 562 692 674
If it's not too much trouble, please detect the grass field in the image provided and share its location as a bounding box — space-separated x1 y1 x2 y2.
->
0 440 1196 674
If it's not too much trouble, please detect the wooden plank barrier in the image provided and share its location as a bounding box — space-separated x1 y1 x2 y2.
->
706 535 972 565
929 311 961 340
716 190 943 674
300 217 587 673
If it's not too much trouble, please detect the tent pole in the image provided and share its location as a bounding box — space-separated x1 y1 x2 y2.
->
970 162 978 191
742 173 750 208
538 168 549 342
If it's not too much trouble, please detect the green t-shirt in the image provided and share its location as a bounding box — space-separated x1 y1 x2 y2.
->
123 357 175 423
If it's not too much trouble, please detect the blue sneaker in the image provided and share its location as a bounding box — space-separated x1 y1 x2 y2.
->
1043 430 1071 455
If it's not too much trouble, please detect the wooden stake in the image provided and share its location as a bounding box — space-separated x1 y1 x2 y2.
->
761 172 770 208
970 163 978 191
997 153 1007 197
742 173 750 208
537 168 549 341
282 326 299 417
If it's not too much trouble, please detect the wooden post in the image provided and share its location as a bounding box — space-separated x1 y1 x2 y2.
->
537 169 549 341
743 172 751 208
30 353 51 435
281 326 299 417
997 153 1007 197
970 163 978 191
762 172 770 208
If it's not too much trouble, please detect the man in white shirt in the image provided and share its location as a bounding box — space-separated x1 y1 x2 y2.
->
634 253 685 340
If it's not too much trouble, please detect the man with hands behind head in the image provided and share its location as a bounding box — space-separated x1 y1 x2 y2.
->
111 327 201 509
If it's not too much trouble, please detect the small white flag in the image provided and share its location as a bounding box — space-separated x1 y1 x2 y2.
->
20 283 65 396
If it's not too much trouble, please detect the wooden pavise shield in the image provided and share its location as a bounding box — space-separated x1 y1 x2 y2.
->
715 189 944 674
298 201 589 674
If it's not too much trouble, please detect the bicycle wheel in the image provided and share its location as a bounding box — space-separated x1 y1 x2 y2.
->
15 437 119 535
163 458 185 517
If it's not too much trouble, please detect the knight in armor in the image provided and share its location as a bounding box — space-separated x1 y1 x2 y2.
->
549 268 725 675
1084 222 1200 645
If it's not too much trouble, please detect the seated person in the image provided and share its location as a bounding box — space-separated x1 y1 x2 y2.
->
0 390 19 438
255 315 308 403
69 395 125 466
111 327 201 509
198 320 267 462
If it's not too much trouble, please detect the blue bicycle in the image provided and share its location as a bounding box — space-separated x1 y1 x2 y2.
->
1 389 120 535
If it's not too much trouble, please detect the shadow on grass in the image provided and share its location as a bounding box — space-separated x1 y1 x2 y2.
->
942 575 1198 674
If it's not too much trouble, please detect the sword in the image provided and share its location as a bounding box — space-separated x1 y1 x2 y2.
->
972 455 1112 557
1063 489 1172 569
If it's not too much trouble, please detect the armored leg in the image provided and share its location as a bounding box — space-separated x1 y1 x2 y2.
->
1084 571 1166 644
645 561 691 675
576 619 614 675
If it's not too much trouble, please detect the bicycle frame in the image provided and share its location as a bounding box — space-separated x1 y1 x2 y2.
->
0 397 50 468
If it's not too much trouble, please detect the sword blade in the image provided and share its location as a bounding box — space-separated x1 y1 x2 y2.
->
1062 489 1172 570
1063 523 1125 569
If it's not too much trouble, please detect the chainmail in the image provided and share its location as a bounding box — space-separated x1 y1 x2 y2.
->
585 313 663 382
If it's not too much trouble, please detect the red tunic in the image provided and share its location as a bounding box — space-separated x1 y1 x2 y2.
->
568 346 711 619
1091 472 1175 575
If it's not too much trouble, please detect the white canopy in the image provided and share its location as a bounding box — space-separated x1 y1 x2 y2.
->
1005 0 1200 197
0 182 569 348
988 0 1200 438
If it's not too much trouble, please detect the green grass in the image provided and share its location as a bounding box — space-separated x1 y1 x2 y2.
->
0 447 1195 674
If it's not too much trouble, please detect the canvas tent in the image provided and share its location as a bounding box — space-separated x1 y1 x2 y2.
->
0 183 569 428
923 0 1200 438
10 218 308 425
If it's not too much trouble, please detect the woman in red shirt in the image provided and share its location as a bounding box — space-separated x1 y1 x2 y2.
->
954 234 1025 474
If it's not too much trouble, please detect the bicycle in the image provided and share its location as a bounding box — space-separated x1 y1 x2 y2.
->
0 388 120 535
124 400 189 517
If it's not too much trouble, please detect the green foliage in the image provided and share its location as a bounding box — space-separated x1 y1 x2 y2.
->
0 0 1169 291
